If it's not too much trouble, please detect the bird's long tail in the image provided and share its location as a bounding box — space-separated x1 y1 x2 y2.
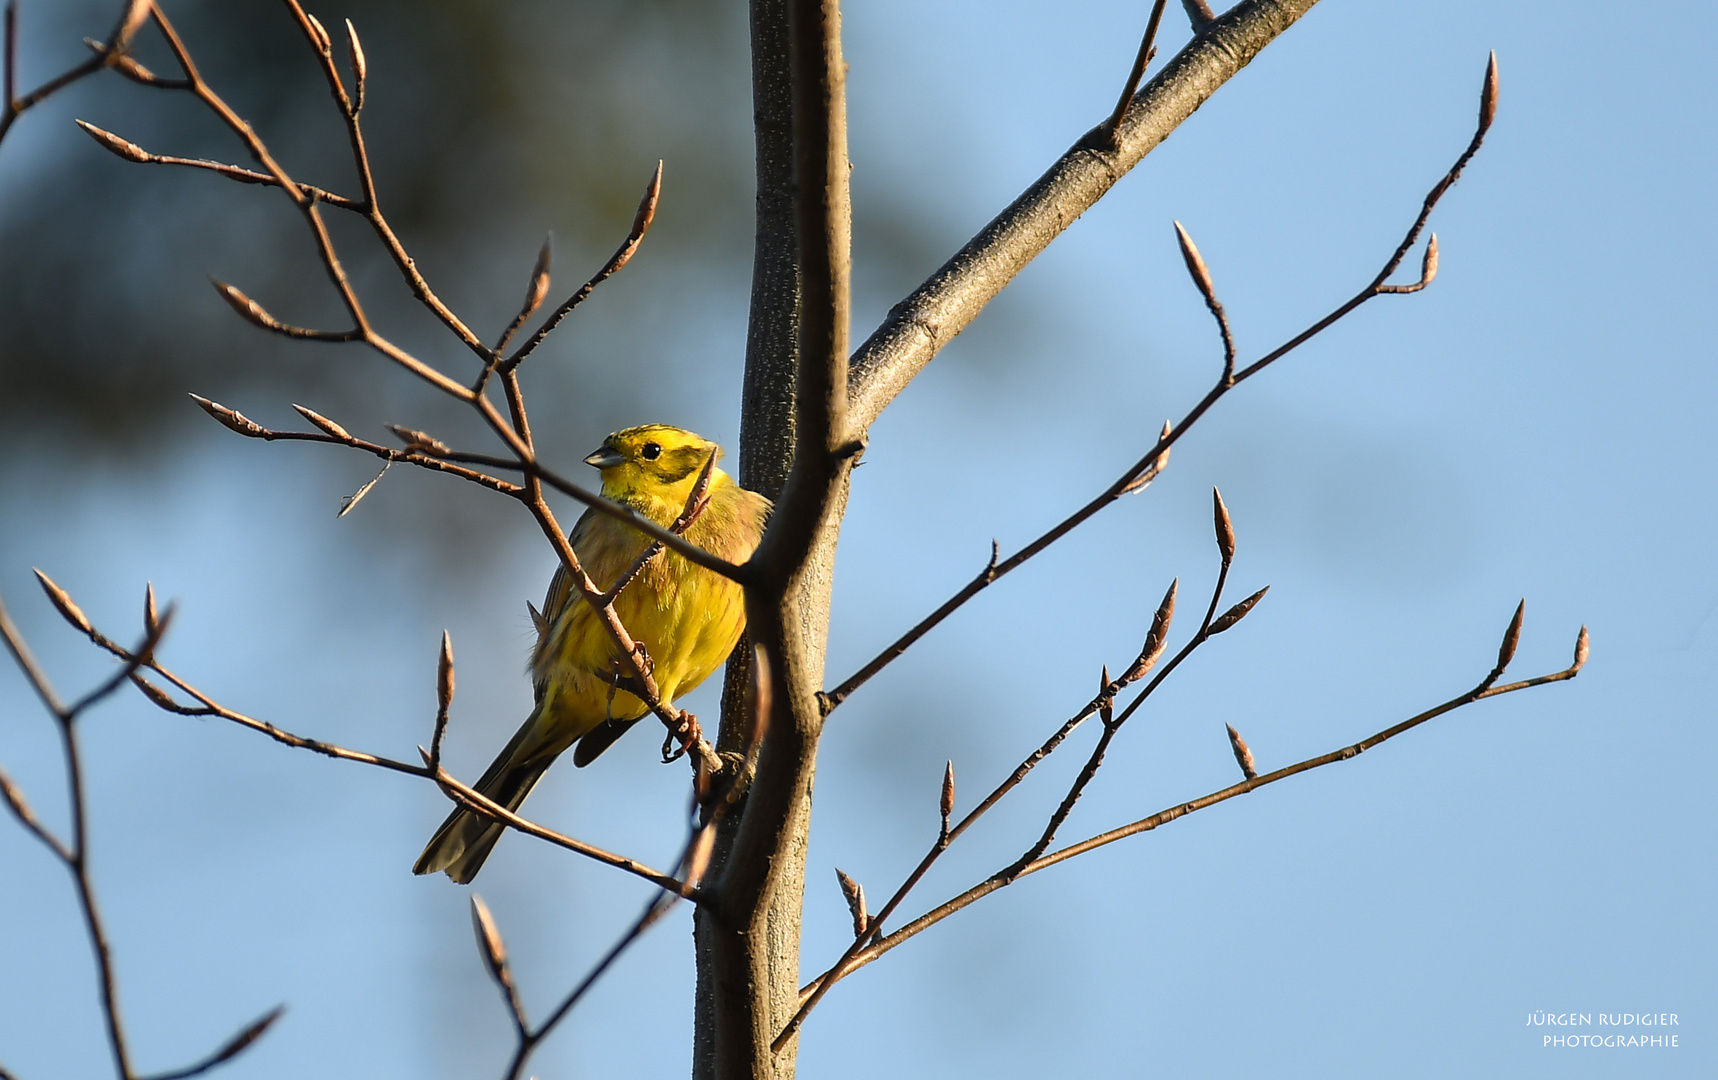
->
413 713 559 884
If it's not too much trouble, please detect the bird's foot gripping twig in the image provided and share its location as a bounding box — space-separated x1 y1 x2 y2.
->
661 711 703 764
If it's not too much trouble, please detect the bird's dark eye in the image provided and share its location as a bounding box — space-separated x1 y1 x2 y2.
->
641 442 662 460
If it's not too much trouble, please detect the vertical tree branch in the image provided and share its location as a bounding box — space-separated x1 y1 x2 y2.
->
697 0 799 1070
705 0 852 1076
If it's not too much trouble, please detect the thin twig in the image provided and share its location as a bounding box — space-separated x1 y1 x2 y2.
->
795 623 1589 1017
1104 0 1169 149
1182 0 1216 33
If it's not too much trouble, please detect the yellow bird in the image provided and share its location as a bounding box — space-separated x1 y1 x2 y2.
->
414 425 770 882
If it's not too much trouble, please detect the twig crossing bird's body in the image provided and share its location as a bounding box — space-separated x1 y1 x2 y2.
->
414 425 770 883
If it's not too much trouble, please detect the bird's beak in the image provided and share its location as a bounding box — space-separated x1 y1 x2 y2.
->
583 445 626 470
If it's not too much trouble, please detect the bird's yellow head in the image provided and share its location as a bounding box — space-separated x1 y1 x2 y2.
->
583 424 725 506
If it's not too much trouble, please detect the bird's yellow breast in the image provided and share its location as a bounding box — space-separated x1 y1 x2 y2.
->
525 472 768 761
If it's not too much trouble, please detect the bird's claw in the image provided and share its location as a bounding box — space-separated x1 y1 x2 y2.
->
661 710 702 764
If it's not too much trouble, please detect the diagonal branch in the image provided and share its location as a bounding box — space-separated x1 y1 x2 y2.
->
847 0 1322 431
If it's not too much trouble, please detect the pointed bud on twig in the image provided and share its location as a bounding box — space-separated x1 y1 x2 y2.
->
304 13 330 53
1173 221 1218 308
437 631 455 714
75 120 150 163
1478 52 1498 137
1098 665 1114 725
1496 599 1524 674
940 760 955 835
210 280 283 332
385 424 451 457
1571 625 1589 673
291 404 352 442
1209 586 1269 635
0 766 43 834
1421 233 1439 287
1225 723 1257 780
344 18 366 88
1123 578 1177 684
108 51 156 83
1212 487 1235 563
1122 420 1174 495
189 394 268 438
836 869 869 937
196 1006 285 1073
33 570 92 637
469 895 514 991
523 236 552 320
635 160 664 240
143 582 158 636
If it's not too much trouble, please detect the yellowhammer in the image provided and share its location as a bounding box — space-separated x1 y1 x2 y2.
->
414 424 770 882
